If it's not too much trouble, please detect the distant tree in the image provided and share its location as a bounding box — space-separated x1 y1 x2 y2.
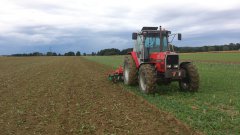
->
236 43 240 50
46 52 57 56
223 46 229 51
46 52 53 56
83 53 86 56
201 46 208 52
76 51 81 56
97 48 120 56
64 51 75 56
91 52 96 56
120 48 133 55
208 46 215 52
228 43 237 50
214 45 222 51
52 52 57 56
32 52 43 56
70 51 75 56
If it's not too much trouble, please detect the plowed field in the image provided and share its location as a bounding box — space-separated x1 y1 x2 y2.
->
0 57 195 135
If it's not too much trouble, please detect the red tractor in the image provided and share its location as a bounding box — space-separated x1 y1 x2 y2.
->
123 26 199 93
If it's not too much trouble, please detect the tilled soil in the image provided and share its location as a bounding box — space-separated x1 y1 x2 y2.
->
0 57 195 135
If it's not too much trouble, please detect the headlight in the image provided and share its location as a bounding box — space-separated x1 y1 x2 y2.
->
173 65 179 68
166 65 171 68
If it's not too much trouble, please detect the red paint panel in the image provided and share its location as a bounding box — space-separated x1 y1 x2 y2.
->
149 52 166 72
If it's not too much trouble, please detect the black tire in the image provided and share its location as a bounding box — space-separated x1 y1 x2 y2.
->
123 56 137 85
179 63 199 92
139 64 157 94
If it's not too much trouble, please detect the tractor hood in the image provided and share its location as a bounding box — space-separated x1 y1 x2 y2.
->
149 52 179 72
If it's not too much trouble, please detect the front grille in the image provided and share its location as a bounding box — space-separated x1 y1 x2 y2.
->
166 55 179 68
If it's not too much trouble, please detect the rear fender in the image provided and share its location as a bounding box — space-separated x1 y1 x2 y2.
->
180 62 191 68
139 63 154 68
130 52 140 68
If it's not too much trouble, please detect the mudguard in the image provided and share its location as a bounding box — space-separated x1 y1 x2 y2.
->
130 51 140 68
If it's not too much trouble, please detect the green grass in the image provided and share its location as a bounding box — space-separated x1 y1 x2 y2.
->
180 52 240 62
84 55 124 68
85 55 240 135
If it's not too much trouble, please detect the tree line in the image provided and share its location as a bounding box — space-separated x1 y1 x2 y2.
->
11 51 87 57
96 48 132 56
95 43 240 55
10 43 240 56
174 43 240 53
11 48 133 57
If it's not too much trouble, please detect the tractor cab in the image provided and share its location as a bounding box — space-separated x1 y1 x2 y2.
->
132 26 182 73
132 26 181 63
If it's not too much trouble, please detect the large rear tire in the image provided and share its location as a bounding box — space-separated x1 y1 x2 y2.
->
123 56 137 85
179 63 199 92
139 64 157 94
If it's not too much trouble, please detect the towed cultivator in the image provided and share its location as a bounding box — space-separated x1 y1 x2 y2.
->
108 66 123 83
108 26 199 93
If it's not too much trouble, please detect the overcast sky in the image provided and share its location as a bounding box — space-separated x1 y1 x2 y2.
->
0 0 240 54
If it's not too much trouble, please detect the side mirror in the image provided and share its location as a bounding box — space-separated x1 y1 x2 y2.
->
178 33 182 40
132 33 137 40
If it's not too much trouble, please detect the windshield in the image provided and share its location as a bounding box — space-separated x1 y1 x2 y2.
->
145 35 168 52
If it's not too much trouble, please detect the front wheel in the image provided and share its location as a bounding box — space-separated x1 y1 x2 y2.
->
179 63 199 92
139 64 157 94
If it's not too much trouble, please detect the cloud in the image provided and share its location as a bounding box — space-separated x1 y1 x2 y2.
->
0 0 240 54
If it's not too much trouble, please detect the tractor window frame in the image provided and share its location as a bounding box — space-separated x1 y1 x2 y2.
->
136 35 143 52
162 36 168 51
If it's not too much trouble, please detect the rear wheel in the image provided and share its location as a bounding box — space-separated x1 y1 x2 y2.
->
123 56 137 85
139 64 157 94
179 63 199 92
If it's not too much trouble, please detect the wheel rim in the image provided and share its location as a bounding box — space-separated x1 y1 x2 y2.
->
139 73 147 92
124 66 129 83
180 80 189 90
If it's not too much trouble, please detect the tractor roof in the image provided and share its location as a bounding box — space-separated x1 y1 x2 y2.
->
141 27 158 31
139 26 171 35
